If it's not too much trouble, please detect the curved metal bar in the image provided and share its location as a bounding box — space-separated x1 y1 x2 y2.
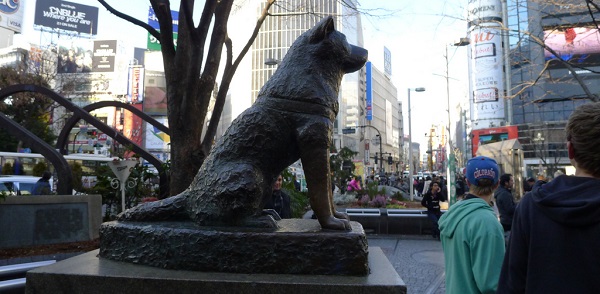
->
0 84 169 198
56 100 169 155
0 112 73 195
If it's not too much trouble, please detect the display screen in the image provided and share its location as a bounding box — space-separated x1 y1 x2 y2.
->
544 27 600 68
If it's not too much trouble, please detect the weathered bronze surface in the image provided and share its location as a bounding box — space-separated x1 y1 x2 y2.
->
100 219 369 276
116 16 368 230
100 17 370 276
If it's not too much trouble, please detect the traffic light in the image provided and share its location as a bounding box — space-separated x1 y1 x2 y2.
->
374 155 378 164
87 130 97 137
388 156 393 165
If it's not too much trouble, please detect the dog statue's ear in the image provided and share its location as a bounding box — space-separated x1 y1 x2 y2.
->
309 16 335 43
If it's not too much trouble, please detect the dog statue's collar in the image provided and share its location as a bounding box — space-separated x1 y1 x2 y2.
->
254 97 336 121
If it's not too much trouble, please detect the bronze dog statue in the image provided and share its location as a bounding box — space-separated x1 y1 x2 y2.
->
119 16 367 230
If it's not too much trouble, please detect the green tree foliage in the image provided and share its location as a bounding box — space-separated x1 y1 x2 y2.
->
70 162 83 192
281 168 309 218
329 147 358 194
0 67 56 151
32 161 48 177
86 159 159 221
2 162 13 175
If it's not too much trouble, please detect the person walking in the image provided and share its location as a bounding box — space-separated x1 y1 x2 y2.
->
498 103 600 293
421 181 442 239
438 156 505 293
32 171 52 195
494 173 516 233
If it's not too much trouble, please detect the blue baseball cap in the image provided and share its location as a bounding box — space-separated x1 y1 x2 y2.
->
466 156 499 186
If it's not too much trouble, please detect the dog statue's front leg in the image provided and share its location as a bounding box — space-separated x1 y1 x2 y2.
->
300 145 351 231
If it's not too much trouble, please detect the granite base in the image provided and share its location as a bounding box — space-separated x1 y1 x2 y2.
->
99 219 369 276
26 247 406 294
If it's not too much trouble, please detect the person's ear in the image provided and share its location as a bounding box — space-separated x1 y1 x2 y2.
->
567 141 575 160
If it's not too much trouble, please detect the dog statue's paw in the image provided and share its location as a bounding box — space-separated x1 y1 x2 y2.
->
243 214 280 229
319 215 352 231
333 211 350 221
262 209 282 221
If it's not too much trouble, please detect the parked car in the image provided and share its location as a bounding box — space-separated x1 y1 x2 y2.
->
0 175 50 195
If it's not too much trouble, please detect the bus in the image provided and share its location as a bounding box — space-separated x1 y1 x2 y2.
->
0 151 117 177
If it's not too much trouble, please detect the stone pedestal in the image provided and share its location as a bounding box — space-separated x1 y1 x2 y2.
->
26 247 406 294
99 219 369 276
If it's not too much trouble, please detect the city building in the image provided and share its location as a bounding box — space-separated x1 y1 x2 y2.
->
460 0 598 178
365 61 400 175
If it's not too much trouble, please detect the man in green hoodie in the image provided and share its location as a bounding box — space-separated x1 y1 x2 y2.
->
438 156 505 293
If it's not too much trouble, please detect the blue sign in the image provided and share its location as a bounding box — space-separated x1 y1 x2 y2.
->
148 7 179 32
366 61 373 121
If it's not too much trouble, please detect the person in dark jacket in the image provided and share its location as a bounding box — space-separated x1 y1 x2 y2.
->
523 177 535 192
498 102 600 293
421 182 442 239
494 173 516 232
264 174 292 219
32 171 52 195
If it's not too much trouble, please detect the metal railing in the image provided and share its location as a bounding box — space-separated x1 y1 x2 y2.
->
0 260 56 293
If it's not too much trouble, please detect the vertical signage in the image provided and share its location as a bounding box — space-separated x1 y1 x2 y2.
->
128 67 144 103
365 61 373 121
467 0 506 130
383 47 392 76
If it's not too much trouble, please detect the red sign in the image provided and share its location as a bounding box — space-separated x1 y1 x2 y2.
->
471 125 519 156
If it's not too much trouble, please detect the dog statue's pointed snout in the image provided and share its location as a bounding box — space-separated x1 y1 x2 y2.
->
343 45 368 73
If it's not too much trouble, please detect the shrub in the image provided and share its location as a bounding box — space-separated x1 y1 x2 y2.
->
2 162 12 175
32 162 48 177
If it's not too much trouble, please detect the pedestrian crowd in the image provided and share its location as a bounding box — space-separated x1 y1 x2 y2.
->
437 102 600 293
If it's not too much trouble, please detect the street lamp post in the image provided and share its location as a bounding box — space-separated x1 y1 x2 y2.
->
408 87 426 201
445 38 469 205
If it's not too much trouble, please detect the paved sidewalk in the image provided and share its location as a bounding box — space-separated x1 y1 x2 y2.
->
368 234 446 294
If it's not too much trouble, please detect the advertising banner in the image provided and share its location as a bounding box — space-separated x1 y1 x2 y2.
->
123 103 144 148
145 117 170 150
467 0 502 25
468 25 505 129
34 0 98 35
544 27 600 69
92 40 117 72
57 39 92 73
127 67 144 103
0 0 23 33
143 71 167 115
147 7 179 51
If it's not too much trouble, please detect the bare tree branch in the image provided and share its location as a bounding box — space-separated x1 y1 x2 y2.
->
97 0 160 40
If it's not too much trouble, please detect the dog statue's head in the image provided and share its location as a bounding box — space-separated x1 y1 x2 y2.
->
259 16 368 104
306 16 368 74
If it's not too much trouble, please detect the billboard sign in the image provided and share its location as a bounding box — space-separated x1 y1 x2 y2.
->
0 0 23 33
467 0 502 25
468 25 505 129
147 7 179 51
145 117 170 150
471 125 518 156
34 0 99 35
92 40 117 72
143 71 167 115
544 27 600 69
57 39 92 73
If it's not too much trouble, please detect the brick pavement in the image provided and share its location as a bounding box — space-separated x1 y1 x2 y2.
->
368 234 446 294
